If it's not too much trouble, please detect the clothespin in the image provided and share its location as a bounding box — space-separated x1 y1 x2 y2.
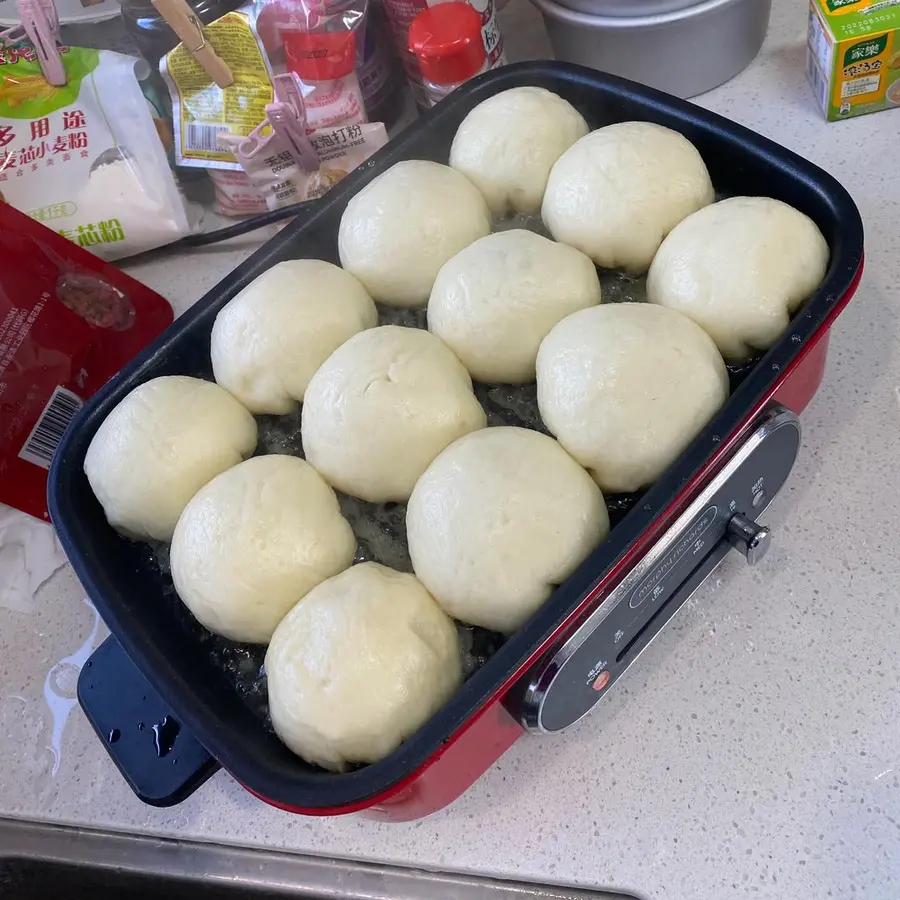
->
151 0 234 88
0 0 66 87
266 73 318 173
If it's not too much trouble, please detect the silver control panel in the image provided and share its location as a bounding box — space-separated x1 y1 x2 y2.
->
520 406 801 734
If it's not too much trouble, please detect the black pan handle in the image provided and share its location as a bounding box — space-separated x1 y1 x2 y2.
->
77 636 220 807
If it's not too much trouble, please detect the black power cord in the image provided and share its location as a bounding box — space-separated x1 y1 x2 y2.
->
172 198 320 248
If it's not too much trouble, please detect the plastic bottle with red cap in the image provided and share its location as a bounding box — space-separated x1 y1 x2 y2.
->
408 2 487 107
283 26 367 129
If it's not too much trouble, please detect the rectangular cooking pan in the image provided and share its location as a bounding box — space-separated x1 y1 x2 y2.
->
48 62 864 821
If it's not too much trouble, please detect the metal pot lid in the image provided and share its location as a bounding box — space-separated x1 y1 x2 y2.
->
546 0 702 18
532 0 739 26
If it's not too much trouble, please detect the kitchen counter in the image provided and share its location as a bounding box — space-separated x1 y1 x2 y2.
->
1 1 898 898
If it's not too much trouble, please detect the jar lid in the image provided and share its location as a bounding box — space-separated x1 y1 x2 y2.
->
283 29 357 82
408 3 486 86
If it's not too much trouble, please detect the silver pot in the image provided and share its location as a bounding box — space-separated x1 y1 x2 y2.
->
552 0 702 15
528 0 773 99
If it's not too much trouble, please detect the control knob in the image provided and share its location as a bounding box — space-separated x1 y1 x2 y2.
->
726 513 770 566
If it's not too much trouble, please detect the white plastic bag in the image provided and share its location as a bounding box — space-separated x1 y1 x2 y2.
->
0 47 194 260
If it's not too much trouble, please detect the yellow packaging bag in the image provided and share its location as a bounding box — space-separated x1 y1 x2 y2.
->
160 4 274 168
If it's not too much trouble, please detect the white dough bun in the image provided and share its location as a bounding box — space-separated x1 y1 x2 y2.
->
301 325 486 502
338 160 491 307
449 86 589 217
647 196 830 361
537 303 729 493
265 562 462 771
170 455 355 644
83 375 257 541
428 230 602 383
211 259 377 414
407 427 610 633
541 121 715 273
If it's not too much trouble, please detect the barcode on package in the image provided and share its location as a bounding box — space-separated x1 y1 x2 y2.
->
184 123 229 154
18 386 83 469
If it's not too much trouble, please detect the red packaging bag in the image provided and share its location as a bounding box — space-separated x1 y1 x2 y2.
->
0 202 174 521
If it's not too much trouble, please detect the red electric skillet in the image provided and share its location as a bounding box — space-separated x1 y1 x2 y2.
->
49 62 865 820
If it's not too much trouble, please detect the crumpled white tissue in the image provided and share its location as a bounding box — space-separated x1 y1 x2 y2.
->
0 504 67 613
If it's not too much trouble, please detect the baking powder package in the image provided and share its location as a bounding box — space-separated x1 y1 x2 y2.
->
220 120 388 210
0 46 194 260
0 202 174 521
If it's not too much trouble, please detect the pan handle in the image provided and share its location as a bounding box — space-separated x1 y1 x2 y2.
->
77 636 220 807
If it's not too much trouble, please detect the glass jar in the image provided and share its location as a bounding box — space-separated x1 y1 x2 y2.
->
385 0 503 110
408 2 487 107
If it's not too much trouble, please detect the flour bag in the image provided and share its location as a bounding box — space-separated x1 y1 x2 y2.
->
0 46 193 260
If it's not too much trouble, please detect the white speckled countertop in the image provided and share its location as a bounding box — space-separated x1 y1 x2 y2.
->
1 1 899 897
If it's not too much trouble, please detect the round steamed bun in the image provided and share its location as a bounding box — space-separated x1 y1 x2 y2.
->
407 427 610 634
301 325 486 502
647 197 830 361
537 304 729 494
265 562 462 771
84 376 257 541
542 121 714 273
170 455 355 644
338 160 491 307
428 230 602 383
211 259 377 414
449 86 589 217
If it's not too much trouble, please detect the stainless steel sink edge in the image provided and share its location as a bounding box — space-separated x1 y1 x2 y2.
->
0 817 646 899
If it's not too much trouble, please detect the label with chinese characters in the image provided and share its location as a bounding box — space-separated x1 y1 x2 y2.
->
0 202 173 520
0 48 191 258
220 120 387 210
0 46 95 170
808 0 900 120
160 7 275 170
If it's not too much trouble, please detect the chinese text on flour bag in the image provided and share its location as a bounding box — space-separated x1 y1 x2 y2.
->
0 46 192 260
